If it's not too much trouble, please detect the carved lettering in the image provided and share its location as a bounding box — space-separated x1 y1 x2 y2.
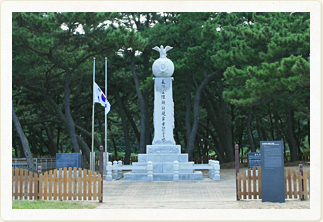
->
148 146 179 153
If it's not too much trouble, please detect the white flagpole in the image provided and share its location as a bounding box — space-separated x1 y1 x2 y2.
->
91 57 96 171
104 57 108 175
105 57 108 153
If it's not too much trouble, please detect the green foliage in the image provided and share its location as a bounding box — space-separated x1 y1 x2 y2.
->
12 12 310 163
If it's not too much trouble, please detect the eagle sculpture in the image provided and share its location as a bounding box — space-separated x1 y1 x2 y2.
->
152 45 173 58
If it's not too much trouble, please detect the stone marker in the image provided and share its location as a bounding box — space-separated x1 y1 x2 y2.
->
260 141 285 202
124 45 202 181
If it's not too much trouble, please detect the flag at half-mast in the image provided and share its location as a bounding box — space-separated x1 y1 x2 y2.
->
94 82 111 115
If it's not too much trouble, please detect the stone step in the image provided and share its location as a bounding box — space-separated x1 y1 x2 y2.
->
138 153 188 162
132 162 194 173
124 171 203 181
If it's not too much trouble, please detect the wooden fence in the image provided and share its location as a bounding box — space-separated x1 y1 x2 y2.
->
237 166 310 200
12 167 102 201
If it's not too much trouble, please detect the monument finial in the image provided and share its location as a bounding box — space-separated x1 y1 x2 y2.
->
153 45 173 58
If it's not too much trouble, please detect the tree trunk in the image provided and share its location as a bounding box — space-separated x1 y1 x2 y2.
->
98 116 105 145
121 96 141 145
131 53 147 153
56 127 61 152
255 116 262 141
76 135 91 163
268 104 275 140
201 90 226 161
28 127 36 154
257 117 267 141
297 120 303 160
274 112 281 141
63 71 80 153
185 72 192 144
74 124 101 148
217 75 234 162
286 105 298 162
107 123 118 157
12 102 36 172
199 121 225 160
43 124 58 157
247 107 255 152
197 132 225 163
36 129 46 156
143 46 152 146
13 138 18 157
18 139 25 157
41 91 91 161
238 119 244 155
114 89 131 165
143 90 152 145
175 130 181 148
186 72 217 160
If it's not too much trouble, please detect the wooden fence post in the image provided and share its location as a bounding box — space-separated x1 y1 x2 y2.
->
235 144 240 200
99 145 103 203
37 166 42 200
299 164 304 200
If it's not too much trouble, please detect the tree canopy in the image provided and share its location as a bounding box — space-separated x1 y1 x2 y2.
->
12 12 310 164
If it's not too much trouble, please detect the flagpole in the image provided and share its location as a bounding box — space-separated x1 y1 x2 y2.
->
105 57 108 154
91 57 96 171
104 57 108 175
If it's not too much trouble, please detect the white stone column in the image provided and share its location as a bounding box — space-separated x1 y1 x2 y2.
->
147 161 153 182
117 160 122 178
103 152 108 176
112 160 118 179
106 161 112 181
152 77 176 145
173 161 179 181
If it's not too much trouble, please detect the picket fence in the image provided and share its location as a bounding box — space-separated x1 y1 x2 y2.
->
236 166 310 200
12 167 102 201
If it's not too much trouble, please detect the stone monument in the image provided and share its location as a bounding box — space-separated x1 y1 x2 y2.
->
124 45 203 181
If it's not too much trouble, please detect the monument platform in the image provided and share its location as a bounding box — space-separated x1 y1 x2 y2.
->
124 171 203 181
123 145 203 181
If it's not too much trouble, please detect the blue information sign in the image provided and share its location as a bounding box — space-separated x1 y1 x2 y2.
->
56 153 81 169
260 141 285 203
247 152 261 169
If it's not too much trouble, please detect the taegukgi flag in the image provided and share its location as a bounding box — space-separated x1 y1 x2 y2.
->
94 82 111 115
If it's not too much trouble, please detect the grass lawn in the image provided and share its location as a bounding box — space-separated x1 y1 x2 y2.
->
12 200 99 209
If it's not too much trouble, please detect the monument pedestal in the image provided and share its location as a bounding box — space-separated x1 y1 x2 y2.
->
124 145 203 181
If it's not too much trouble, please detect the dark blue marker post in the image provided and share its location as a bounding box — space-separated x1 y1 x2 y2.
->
260 141 285 203
99 145 103 203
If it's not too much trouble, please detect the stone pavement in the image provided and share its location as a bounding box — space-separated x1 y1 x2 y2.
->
96 169 237 209
95 167 310 209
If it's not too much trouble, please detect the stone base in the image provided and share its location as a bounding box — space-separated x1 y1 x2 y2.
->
132 162 194 173
124 171 203 181
146 145 181 154
121 144 204 181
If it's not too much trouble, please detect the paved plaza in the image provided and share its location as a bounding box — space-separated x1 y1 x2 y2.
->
95 167 309 209
97 169 235 209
